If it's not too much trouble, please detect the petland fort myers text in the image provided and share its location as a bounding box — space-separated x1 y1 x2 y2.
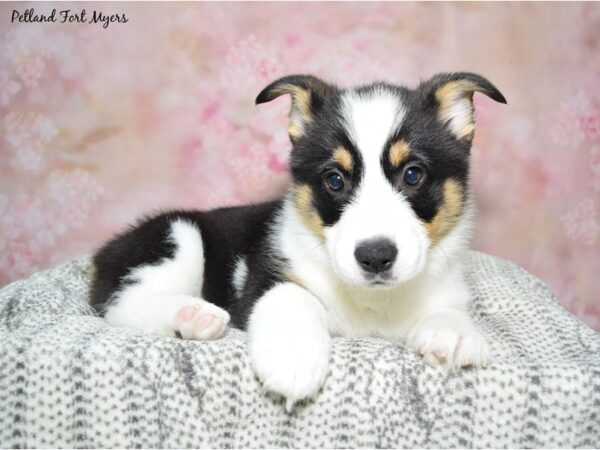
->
11 8 129 29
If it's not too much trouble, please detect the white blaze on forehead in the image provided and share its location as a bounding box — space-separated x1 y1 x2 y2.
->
341 88 405 167
340 87 407 208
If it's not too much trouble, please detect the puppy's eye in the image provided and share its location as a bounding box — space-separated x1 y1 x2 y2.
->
323 171 345 192
403 165 426 186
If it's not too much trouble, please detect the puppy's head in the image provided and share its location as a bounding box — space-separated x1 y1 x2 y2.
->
257 73 506 287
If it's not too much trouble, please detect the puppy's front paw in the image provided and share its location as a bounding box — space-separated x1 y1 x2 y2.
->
250 332 331 411
407 312 490 370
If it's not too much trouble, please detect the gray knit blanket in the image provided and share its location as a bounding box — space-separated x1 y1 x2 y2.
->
0 251 599 448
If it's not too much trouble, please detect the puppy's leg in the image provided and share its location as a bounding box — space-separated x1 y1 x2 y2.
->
106 292 230 341
407 266 489 369
248 282 331 411
97 219 229 340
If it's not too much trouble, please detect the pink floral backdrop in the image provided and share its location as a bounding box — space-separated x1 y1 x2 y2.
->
1 2 599 329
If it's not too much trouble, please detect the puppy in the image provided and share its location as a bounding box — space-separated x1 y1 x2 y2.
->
90 72 506 410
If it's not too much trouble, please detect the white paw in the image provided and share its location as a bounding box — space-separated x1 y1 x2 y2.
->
175 301 230 341
250 332 330 411
407 312 490 370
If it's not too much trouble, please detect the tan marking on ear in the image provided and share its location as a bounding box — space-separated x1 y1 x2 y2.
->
275 84 313 139
460 123 475 141
423 179 464 244
389 140 411 167
333 146 353 172
294 184 325 239
288 123 302 140
435 80 478 140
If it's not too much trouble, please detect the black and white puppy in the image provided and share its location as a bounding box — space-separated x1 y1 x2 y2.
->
90 72 506 409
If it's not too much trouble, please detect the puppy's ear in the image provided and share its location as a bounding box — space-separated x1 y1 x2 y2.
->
256 74 336 141
421 72 507 140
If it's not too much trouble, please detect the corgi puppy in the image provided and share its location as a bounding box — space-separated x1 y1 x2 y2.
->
90 72 506 410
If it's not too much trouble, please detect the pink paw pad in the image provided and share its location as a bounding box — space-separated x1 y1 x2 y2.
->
195 313 216 329
178 306 198 321
175 303 230 341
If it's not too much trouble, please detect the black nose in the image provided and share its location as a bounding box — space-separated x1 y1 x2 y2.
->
354 238 398 274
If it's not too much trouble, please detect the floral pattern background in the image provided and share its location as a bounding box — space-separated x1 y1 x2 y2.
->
1 2 599 329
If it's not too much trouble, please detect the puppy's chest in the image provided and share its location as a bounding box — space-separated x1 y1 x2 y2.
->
293 265 417 339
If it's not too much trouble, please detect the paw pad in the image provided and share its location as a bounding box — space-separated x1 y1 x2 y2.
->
176 303 230 341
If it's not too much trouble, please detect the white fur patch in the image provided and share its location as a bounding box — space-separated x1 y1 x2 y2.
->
341 87 404 158
446 96 474 138
248 281 331 411
124 220 205 296
232 256 248 298
104 219 229 338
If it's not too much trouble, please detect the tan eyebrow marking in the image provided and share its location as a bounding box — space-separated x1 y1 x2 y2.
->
332 146 354 172
389 140 411 167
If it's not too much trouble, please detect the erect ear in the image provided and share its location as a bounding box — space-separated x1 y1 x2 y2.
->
256 74 336 141
421 72 507 140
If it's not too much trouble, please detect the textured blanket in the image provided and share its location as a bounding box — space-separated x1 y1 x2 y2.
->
0 251 599 448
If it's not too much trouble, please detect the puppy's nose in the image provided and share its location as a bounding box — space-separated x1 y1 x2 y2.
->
354 238 398 274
